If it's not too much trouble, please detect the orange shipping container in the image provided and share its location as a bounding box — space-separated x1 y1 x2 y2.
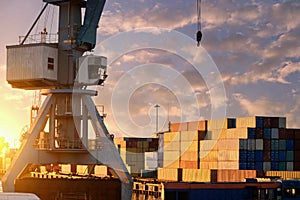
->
199 150 218 162
226 128 248 139
217 161 239 170
180 160 198 169
181 141 199 152
187 120 207 131
200 161 218 169
180 131 199 141
266 171 300 180
218 150 239 161
164 131 180 142
181 151 198 161
170 122 188 132
218 139 239 150
216 170 257 182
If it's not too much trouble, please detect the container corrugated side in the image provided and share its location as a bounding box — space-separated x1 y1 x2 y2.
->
199 150 218 162
180 151 198 161
199 161 218 169
216 170 256 182
217 161 239 169
180 161 198 169
164 131 181 142
218 139 239 150
218 150 239 161
164 141 180 151
226 128 248 139
236 116 256 128
266 171 300 180
181 141 199 152
180 130 199 141
205 129 227 140
200 140 218 151
187 120 207 131
207 119 228 130
157 168 180 181
182 169 211 182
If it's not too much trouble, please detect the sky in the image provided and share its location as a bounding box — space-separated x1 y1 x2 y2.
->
0 0 299 145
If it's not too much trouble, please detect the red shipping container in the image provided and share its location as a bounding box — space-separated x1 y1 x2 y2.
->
278 128 286 139
263 140 271 151
294 162 300 171
263 117 279 128
294 151 300 161
285 129 295 139
295 140 300 151
263 151 271 161
256 128 263 139
294 129 300 139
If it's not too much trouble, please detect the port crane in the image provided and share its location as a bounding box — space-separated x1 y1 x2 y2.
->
2 0 132 199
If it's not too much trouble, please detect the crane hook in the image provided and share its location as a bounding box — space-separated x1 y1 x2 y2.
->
196 30 202 47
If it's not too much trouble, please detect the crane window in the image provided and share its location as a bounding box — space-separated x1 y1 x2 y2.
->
48 57 54 70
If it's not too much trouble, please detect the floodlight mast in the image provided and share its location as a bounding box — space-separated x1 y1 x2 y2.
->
3 0 133 199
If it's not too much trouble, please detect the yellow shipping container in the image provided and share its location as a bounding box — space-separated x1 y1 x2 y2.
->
200 140 218 151
181 141 198 152
226 128 248 139
163 159 180 169
266 171 300 180
200 161 218 169
164 141 180 151
207 119 228 130
217 161 239 170
164 132 181 142
158 168 181 181
236 116 256 128
218 139 239 150
182 169 211 182
180 131 199 141
163 151 180 161
218 150 239 161
199 150 218 162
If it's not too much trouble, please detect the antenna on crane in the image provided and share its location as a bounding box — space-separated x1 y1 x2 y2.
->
196 0 202 47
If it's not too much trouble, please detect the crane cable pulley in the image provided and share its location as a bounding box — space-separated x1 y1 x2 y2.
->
196 0 202 47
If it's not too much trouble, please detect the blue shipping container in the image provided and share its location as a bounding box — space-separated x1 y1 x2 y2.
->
286 140 294 151
263 128 271 139
256 117 264 128
239 162 247 170
271 151 279 161
271 162 279 170
279 151 286 161
255 162 263 170
247 162 255 170
239 150 247 162
248 128 256 139
271 140 279 151
255 150 263 161
247 151 255 162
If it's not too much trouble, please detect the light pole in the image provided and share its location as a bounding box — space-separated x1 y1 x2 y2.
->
154 104 160 132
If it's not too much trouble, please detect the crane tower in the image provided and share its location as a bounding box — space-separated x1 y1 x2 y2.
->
2 0 132 199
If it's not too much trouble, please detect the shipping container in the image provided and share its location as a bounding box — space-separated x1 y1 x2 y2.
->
247 139 256 150
295 140 300 151
263 128 271 139
247 151 255 162
239 139 248 150
279 140 286 150
216 170 256 182
181 141 198 152
279 162 286 171
236 116 257 128
218 139 239 150
239 150 247 162
218 150 239 161
145 152 158 170
286 151 294 162
199 150 218 162
263 162 271 171
200 140 218 151
271 151 279 161
182 169 211 182
271 140 279 151
294 151 300 161
286 162 294 171
247 128 256 139
207 119 229 130
239 163 247 170
255 139 263 150
170 122 188 132
284 129 294 139
180 160 198 169
187 121 207 131
164 132 180 142
226 128 248 139
266 171 300 179
271 162 279 170
286 140 294 151
294 129 300 139
180 151 198 162
263 140 271 151
255 150 263 161
279 151 286 162
217 161 239 170
199 161 218 169
157 168 182 181
263 151 271 161
180 131 199 141
164 141 180 151
279 117 286 128
271 128 279 139
205 129 227 140
247 162 255 170
255 128 263 139
163 159 180 169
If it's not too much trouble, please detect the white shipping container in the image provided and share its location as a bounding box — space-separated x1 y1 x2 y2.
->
271 128 279 139
256 139 263 150
247 139 256 150
145 152 158 170
218 150 239 161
